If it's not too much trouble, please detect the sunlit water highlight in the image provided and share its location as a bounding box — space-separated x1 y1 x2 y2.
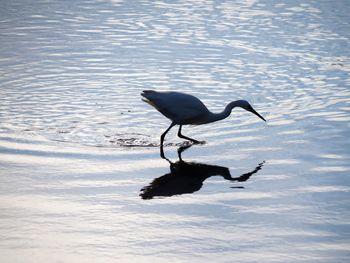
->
1 0 349 262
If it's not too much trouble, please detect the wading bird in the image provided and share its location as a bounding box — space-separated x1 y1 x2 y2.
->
141 90 266 157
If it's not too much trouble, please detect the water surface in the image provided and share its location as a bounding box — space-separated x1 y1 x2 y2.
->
1 0 350 262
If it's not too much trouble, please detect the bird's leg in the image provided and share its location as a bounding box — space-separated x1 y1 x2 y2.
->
177 125 201 144
160 145 167 159
160 122 175 159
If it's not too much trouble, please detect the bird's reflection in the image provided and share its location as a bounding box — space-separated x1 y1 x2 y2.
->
140 145 265 200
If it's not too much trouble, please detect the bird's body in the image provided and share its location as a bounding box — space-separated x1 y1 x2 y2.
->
142 91 211 125
141 90 266 158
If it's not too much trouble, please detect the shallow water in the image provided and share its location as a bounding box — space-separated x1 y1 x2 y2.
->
1 0 350 262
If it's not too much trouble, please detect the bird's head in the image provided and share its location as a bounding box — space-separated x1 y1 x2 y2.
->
236 100 266 122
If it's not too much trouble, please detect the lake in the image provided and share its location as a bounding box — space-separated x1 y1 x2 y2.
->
0 0 349 262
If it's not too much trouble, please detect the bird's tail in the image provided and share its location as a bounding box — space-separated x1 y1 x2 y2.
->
141 90 156 98
141 90 158 107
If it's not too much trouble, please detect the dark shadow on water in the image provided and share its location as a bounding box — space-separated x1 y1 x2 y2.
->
140 145 265 200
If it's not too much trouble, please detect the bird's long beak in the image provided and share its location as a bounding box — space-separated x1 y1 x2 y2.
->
249 107 266 122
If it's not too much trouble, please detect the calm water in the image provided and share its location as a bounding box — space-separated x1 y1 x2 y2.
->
1 0 350 262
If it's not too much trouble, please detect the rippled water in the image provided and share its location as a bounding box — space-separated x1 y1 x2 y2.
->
1 0 350 262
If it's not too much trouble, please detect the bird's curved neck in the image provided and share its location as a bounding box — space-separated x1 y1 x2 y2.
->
206 101 239 123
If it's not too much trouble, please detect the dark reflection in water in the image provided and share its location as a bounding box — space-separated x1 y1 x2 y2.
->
140 145 264 199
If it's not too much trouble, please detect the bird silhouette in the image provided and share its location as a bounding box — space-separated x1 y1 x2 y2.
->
141 90 266 158
140 145 265 200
